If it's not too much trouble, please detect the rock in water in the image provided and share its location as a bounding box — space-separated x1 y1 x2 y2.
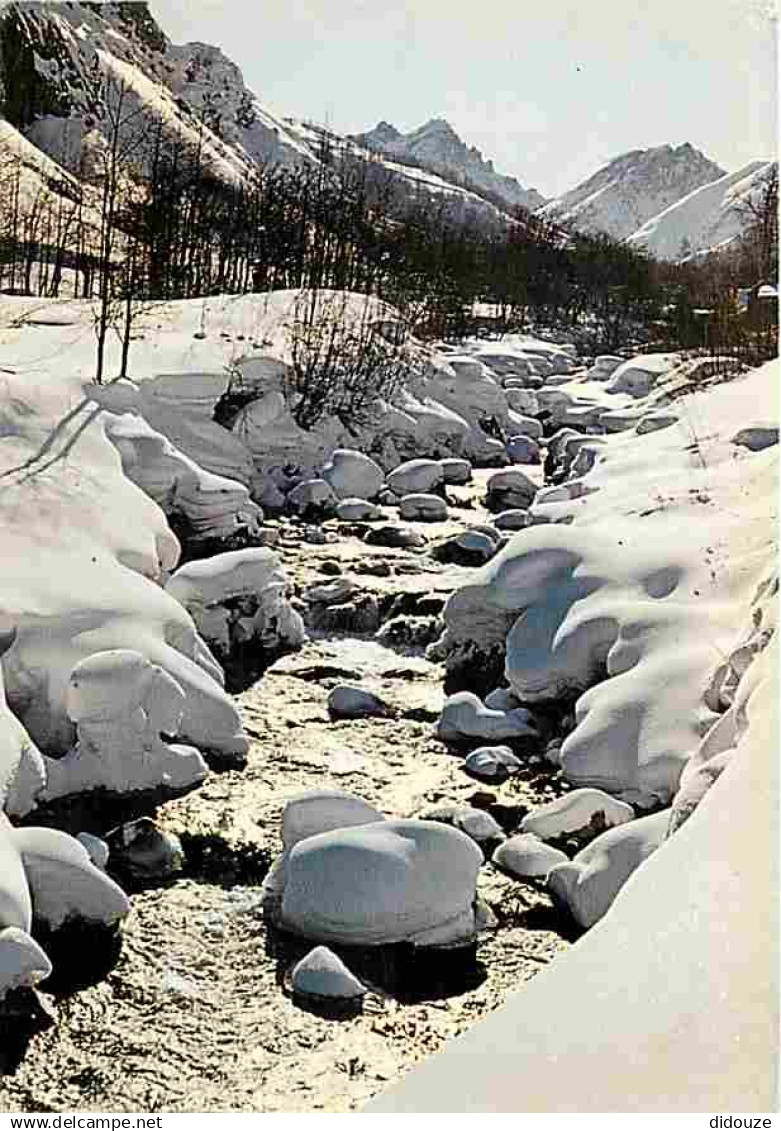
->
335 498 384 522
464 746 522 782
364 524 425 549
493 834 569 879
399 494 448 522
105 818 184 884
290 945 365 1001
438 691 539 745
279 819 482 947
452 807 505 846
327 686 390 719
322 449 385 500
387 459 444 497
521 789 635 840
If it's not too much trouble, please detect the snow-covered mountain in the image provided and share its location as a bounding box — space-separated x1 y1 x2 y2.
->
0 0 314 183
0 3 541 223
538 144 726 241
625 160 777 261
354 117 546 213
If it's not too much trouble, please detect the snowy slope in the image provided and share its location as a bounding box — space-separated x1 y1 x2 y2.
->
0 1 314 183
626 160 777 261
538 143 726 240
354 117 545 213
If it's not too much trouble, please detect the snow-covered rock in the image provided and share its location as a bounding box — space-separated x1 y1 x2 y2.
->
287 478 337 516
441 458 472 485
44 650 208 799
279 818 484 947
165 548 305 664
607 354 677 398
493 509 532 532
493 834 569 879
452 807 504 846
399 494 448 522
437 691 540 746
506 434 541 465
335 498 384 522
547 809 670 928
281 791 385 852
486 468 537 511
290 946 365 1001
322 449 385 500
387 459 444 497
463 746 522 782
0 927 51 1003
12 823 129 931
105 412 261 543
520 789 635 840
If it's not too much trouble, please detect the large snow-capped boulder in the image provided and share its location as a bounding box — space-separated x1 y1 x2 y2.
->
321 449 385 500
387 459 444 497
279 818 483 947
433 525 725 804
43 650 208 799
0 364 249 772
547 809 670 929
607 354 677 398
104 413 262 542
399 494 448 522
165 548 305 664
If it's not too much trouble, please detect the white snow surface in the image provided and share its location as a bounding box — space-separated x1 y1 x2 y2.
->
626 161 777 261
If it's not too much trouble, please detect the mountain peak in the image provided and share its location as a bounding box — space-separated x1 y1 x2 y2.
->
538 143 727 240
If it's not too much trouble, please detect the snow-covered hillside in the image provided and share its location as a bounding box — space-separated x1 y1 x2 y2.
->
538 143 726 240
353 118 545 213
0 0 313 183
626 160 777 261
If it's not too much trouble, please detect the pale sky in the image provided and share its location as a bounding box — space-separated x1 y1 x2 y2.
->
149 0 778 198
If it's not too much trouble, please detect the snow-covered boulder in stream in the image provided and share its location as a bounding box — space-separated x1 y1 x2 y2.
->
387 459 444 497
437 691 540 746
321 449 385 500
279 819 483 948
43 650 208 800
432 524 727 804
165 549 305 666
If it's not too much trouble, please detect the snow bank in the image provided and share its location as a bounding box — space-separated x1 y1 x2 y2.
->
367 634 778 1111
